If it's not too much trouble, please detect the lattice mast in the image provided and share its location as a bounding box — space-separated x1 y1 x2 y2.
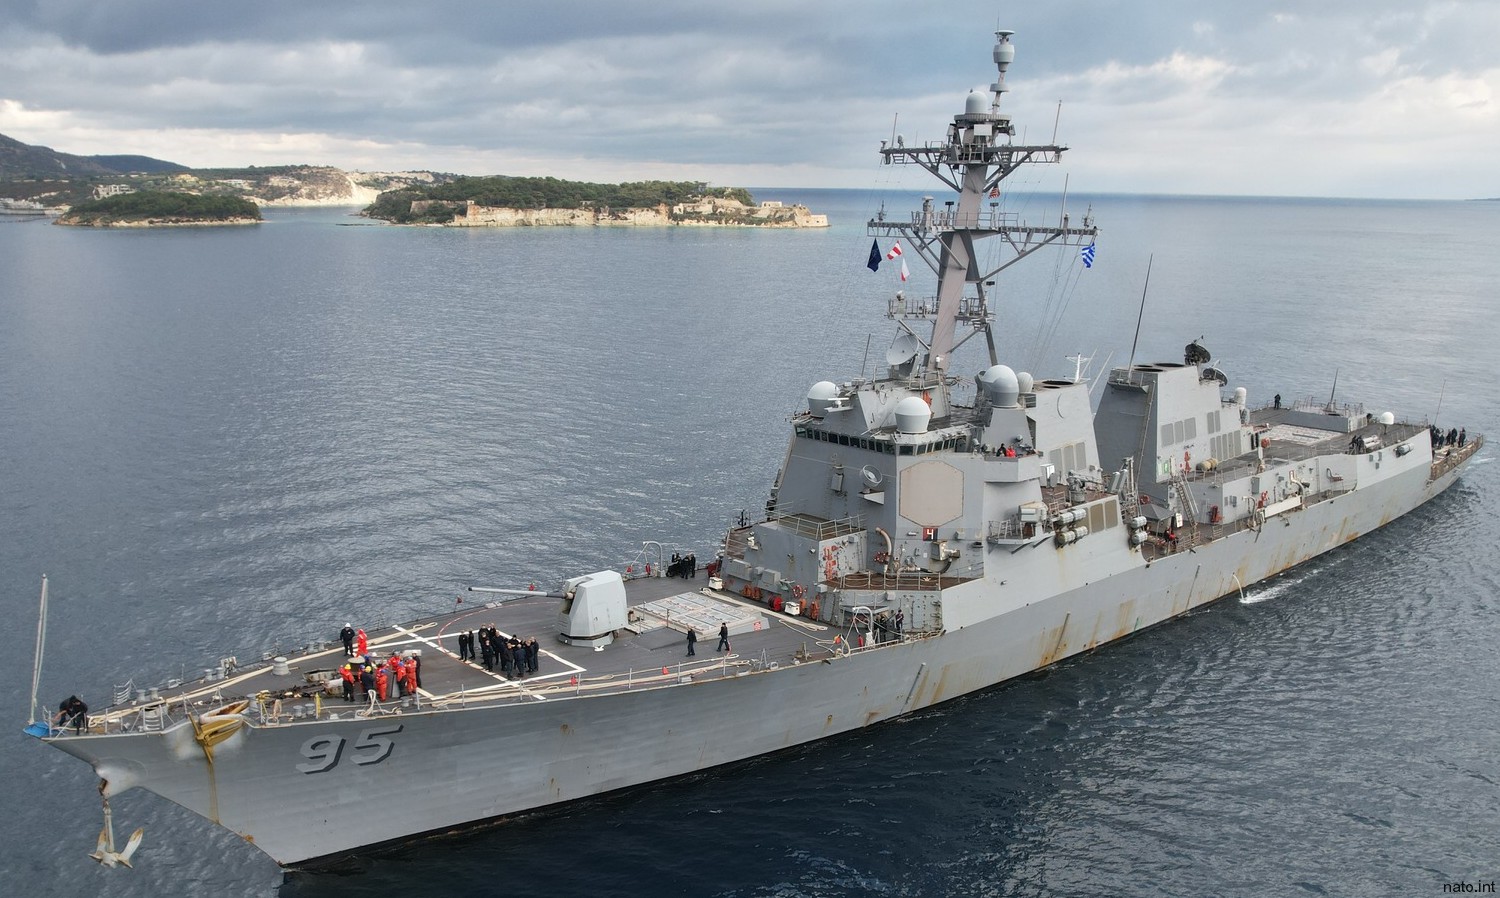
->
869 31 1098 380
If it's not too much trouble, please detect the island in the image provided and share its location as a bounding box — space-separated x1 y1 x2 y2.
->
55 191 261 227
1 131 828 227
363 176 828 228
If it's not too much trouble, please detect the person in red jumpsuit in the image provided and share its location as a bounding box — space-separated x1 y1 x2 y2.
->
387 657 403 697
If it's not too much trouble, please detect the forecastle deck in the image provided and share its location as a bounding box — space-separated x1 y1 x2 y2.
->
56 568 868 739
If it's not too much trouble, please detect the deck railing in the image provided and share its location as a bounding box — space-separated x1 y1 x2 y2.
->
765 507 865 541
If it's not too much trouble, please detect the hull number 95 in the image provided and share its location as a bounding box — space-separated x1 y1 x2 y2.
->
297 724 404 774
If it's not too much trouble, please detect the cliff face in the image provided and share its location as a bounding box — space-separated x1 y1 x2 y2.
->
671 196 828 228
425 197 829 228
440 202 673 227
174 167 394 207
255 169 382 207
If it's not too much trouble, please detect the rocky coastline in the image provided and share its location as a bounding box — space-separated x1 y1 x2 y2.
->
54 216 260 228
410 197 828 229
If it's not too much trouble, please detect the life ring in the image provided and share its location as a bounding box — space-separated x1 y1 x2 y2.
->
1139 495 1151 506
791 583 806 600
1258 491 1268 507
1260 437 1270 449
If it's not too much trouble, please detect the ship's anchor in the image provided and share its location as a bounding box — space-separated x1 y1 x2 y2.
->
89 779 143 868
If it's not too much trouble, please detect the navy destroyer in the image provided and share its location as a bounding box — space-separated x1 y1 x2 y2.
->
26 31 1481 868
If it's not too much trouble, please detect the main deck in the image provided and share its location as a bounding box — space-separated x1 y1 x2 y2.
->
62 571 851 738
1137 409 1482 561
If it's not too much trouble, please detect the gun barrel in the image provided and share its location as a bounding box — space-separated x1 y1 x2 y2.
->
467 586 566 600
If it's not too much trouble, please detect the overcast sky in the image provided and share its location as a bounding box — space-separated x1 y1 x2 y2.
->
2 1 1495 198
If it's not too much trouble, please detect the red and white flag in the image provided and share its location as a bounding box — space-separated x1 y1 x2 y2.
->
900 258 910 281
886 242 903 260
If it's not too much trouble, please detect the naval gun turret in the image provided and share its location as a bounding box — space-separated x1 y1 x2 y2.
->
556 570 628 647
471 572 629 647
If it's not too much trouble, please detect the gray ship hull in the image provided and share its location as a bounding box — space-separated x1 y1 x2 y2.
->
47 453 1460 866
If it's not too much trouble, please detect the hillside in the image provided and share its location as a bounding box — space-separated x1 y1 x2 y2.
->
0 132 186 179
87 154 191 175
0 131 447 210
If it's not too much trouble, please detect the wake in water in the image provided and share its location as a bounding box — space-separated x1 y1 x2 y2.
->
1239 564 1326 605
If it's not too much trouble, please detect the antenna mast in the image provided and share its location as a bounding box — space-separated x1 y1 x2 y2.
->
1125 255 1153 382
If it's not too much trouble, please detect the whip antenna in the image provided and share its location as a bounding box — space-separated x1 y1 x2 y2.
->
1125 255 1153 382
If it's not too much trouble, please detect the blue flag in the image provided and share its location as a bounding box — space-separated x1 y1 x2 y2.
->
867 238 882 272
1080 242 1096 269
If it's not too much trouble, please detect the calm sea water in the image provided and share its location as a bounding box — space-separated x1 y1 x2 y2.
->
1 189 1497 898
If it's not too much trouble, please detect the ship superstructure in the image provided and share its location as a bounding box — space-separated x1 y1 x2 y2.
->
27 31 1481 869
717 30 1107 634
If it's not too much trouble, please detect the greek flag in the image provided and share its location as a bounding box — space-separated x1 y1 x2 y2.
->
1080 242 1096 269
